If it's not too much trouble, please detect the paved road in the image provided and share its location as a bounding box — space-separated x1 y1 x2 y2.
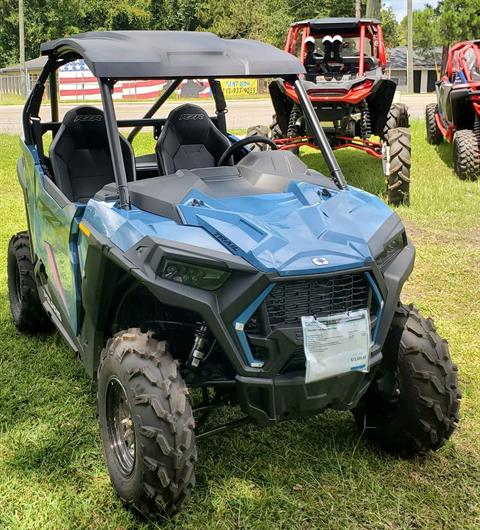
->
0 99 276 135
0 94 435 135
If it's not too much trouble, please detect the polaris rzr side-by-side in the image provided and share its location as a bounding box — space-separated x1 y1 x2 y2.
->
426 40 480 180
266 18 411 205
8 31 459 519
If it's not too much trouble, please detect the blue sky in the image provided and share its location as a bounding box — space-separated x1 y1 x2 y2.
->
384 0 438 21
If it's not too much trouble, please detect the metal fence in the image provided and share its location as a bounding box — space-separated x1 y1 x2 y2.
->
0 73 41 96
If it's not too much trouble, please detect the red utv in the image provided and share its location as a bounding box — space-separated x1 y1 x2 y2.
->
426 40 480 180
269 18 411 205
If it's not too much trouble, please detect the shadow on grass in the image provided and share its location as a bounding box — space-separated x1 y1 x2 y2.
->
435 141 454 170
1 309 386 508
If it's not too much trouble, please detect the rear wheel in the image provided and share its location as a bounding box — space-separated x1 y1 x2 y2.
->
352 303 461 458
98 329 197 518
383 103 410 137
7 231 52 333
425 103 443 145
246 124 271 151
384 127 411 206
269 114 300 155
452 129 480 180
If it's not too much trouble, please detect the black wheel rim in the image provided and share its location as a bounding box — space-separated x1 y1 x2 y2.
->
106 377 136 476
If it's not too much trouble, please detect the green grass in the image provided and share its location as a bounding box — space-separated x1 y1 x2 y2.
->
0 121 479 529
0 93 26 106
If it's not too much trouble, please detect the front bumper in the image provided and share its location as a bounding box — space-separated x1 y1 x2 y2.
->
122 234 415 422
236 346 381 425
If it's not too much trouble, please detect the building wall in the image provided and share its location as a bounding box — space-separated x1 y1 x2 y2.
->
388 68 436 93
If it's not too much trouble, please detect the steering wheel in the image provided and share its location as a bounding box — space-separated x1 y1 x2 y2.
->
217 135 278 166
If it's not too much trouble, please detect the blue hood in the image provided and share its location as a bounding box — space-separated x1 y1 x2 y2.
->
178 181 394 275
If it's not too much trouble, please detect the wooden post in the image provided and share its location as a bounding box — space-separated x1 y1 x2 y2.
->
18 0 27 96
407 0 414 93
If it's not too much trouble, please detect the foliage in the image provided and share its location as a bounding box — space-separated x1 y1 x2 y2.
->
0 0 367 68
1 0 480 68
438 0 480 44
380 6 400 48
399 6 442 49
399 0 480 48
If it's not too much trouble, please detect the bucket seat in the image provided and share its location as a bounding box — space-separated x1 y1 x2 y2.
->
49 106 135 202
155 103 232 174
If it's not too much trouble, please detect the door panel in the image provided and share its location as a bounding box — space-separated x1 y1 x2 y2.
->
21 141 83 334
438 80 453 124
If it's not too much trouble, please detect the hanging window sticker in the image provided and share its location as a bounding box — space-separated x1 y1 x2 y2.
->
301 309 370 384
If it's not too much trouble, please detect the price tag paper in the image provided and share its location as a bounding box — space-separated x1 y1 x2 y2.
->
301 309 370 384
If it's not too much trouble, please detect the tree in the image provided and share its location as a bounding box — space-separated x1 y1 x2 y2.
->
438 0 480 44
380 6 400 48
399 6 442 49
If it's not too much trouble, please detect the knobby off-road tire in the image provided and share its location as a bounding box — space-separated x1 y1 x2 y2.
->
453 129 480 180
97 329 197 518
385 127 411 206
269 114 300 155
383 103 410 137
425 103 443 145
246 124 271 151
7 231 52 333
352 303 461 458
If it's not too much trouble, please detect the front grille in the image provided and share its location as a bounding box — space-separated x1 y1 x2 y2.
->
265 273 370 328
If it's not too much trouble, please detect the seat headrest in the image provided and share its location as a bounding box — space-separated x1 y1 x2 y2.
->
164 104 214 143
61 106 108 149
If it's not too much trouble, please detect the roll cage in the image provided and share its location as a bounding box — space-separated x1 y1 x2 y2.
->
285 18 387 78
442 40 480 83
22 31 347 212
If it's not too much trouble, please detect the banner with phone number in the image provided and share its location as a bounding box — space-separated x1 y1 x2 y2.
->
220 79 258 96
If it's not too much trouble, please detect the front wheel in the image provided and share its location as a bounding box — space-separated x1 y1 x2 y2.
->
425 103 443 145
383 103 410 137
352 303 461 458
452 129 480 180
97 329 197 518
383 127 411 206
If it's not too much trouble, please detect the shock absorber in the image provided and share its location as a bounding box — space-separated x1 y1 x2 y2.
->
287 105 302 137
474 115 480 144
360 101 372 140
186 322 210 369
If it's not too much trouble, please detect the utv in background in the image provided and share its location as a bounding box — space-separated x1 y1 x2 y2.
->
426 40 480 180
268 18 411 205
8 30 459 519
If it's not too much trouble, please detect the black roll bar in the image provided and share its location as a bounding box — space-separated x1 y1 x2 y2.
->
127 78 182 143
293 78 347 189
49 69 59 123
100 80 130 209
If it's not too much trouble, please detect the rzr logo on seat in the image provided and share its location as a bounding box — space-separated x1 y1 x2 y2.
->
74 115 103 122
179 113 204 121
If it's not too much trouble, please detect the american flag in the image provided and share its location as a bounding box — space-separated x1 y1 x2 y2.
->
59 59 210 101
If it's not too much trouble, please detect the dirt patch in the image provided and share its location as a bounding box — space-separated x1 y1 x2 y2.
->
404 220 480 250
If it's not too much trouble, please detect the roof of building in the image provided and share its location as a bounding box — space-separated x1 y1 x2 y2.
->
290 18 381 30
387 46 443 69
40 31 305 79
0 55 48 73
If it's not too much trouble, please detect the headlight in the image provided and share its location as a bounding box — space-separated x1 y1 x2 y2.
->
375 232 406 269
160 258 230 290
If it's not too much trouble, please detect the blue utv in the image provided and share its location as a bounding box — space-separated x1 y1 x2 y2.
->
8 31 460 518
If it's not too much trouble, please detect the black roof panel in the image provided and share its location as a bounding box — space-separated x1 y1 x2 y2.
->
290 17 381 30
41 31 305 79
